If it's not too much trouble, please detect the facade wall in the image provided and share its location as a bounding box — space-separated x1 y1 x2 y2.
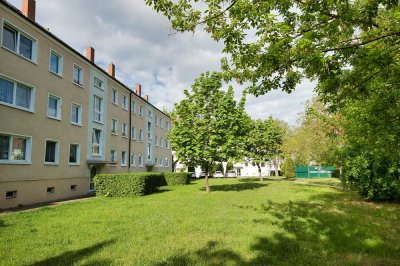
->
0 2 172 209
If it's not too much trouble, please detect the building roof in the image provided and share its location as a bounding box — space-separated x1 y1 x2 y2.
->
0 0 170 118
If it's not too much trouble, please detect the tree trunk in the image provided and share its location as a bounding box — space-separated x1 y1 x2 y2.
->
257 163 263 181
204 164 211 192
273 157 279 177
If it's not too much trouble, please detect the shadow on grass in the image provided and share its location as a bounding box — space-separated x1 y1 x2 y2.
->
30 239 116 266
0 219 6 228
155 192 400 265
204 182 268 192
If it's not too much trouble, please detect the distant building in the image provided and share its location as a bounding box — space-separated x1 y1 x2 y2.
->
233 160 281 177
0 0 172 209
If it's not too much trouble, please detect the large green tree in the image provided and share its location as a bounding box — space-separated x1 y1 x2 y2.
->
246 118 286 180
169 72 249 192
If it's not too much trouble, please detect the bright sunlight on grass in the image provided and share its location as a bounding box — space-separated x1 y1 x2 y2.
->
1 178 399 265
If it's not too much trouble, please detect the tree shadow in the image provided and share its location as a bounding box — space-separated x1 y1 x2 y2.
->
203 182 268 192
0 219 7 228
30 239 116 266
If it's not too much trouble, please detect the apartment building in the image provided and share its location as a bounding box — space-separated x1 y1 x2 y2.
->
0 0 172 209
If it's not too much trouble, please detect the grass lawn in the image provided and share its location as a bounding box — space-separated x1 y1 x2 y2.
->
1 178 399 265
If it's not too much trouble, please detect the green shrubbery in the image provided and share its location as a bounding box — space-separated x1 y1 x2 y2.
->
94 173 165 197
94 172 191 197
164 172 191 185
281 157 296 179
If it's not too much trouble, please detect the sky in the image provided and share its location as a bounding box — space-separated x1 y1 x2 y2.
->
8 0 315 125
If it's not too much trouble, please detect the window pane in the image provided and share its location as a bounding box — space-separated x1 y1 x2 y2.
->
16 84 31 109
48 97 58 117
73 66 82 84
50 53 59 73
45 141 56 163
71 105 80 123
0 78 14 104
69 145 77 163
19 34 33 59
0 135 10 160
2 25 16 51
12 137 26 160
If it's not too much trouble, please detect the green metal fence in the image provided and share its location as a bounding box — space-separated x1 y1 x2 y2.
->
295 165 334 178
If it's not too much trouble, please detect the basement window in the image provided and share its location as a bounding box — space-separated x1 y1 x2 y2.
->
5 191 17 199
47 187 55 194
70 185 77 191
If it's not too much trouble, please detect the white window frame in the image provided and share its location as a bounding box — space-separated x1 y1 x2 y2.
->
72 64 83 87
139 129 143 142
93 95 103 123
70 102 82 126
131 100 137 114
49 49 63 77
93 77 104 90
44 139 59 165
0 74 35 112
111 118 118 135
148 110 152 118
1 20 38 63
121 150 127 166
122 123 128 138
112 89 118 105
0 132 32 165
5 190 17 199
68 143 80 165
131 126 136 140
91 128 102 156
110 149 117 165
139 106 144 117
160 118 163 129
122 95 128 111
47 93 62 121
155 157 158 166
155 135 158 146
139 154 144 167
155 115 158 126
147 144 151 161
130 153 136 166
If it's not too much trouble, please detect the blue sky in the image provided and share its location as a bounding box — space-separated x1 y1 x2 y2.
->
8 0 314 124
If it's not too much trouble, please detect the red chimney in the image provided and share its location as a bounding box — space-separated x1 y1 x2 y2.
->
108 63 115 78
135 84 142 96
86 47 95 63
22 0 36 21
144 95 149 101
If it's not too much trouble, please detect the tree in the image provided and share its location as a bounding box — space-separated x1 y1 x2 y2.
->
169 72 249 192
281 157 296 179
245 117 286 181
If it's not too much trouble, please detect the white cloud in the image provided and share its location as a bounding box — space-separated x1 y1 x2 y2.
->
7 0 314 124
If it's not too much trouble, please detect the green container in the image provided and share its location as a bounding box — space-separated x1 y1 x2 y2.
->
295 165 334 178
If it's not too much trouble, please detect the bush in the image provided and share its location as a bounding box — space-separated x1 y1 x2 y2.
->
94 173 165 197
282 157 296 179
164 172 191 185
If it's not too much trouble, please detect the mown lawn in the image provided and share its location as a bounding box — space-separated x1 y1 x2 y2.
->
1 178 399 265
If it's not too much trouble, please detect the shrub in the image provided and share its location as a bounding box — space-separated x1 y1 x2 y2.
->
94 173 165 197
281 157 296 179
164 172 191 185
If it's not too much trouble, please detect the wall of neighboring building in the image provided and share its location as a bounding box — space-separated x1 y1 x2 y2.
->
233 161 281 177
153 109 172 172
0 4 90 209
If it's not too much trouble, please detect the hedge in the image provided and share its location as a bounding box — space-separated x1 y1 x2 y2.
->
94 173 164 197
164 172 191 186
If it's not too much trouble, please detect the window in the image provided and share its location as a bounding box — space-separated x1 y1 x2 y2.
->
49 50 63 76
130 153 136 166
93 95 102 122
0 77 34 111
0 134 31 163
131 127 136 140
71 103 82 125
261 162 266 167
148 110 152 117
165 158 169 167
73 64 83 86
5 191 17 199
111 149 117 163
138 154 143 167
2 23 36 61
155 157 158 165
160 118 163 129
47 94 61 120
69 144 80 165
70 185 77 191
122 95 128 110
131 100 137 113
166 121 170 130
164 139 168 148
122 123 128 137
147 122 152 139
155 135 158 146
111 119 118 134
112 89 118 105
121 151 127 166
91 129 101 155
47 187 55 194
139 129 143 142
45 140 59 164
147 144 151 161
94 77 103 89
155 115 158 126
159 137 163 147
139 106 144 117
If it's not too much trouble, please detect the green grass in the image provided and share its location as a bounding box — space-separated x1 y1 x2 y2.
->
1 178 399 265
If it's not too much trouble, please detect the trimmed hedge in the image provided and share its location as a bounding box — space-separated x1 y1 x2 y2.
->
94 173 164 197
164 172 191 186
